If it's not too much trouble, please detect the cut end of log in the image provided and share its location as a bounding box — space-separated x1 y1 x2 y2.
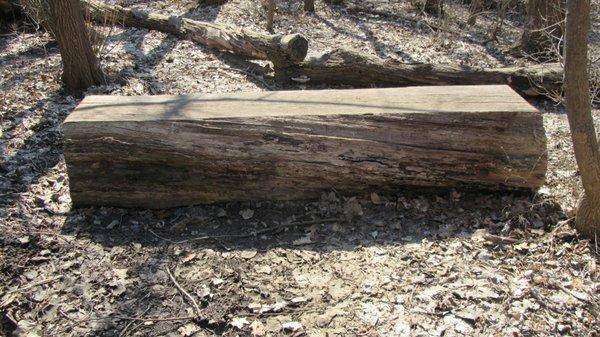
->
278 33 309 64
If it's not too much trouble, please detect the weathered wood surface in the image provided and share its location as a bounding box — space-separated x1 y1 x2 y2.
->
276 48 563 97
63 85 547 208
82 0 308 66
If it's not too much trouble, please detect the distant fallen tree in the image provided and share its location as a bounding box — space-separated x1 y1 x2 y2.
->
81 0 309 66
276 48 563 98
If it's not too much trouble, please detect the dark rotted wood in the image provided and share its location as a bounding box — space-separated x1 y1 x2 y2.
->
63 85 547 208
276 48 563 98
0 0 22 22
81 0 308 66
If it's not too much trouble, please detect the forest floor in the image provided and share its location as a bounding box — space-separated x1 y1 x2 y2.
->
1 0 600 336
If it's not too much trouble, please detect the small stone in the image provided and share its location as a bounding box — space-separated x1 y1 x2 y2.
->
282 321 302 332
230 317 249 329
240 209 254 220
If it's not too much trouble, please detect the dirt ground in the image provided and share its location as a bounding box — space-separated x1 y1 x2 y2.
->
1 1 599 336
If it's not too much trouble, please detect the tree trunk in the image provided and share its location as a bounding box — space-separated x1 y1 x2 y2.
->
63 85 547 208
564 0 600 240
467 0 482 25
304 0 315 12
521 0 565 56
423 0 444 16
0 0 22 22
275 48 563 98
49 0 103 91
489 0 509 41
264 0 275 32
83 0 308 66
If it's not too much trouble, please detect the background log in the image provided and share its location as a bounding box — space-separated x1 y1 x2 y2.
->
276 48 563 98
82 0 308 66
63 85 547 209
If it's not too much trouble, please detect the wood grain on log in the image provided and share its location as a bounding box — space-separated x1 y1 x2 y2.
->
82 0 308 66
63 85 547 208
276 48 563 98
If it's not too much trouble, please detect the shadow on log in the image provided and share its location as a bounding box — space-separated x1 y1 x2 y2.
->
276 48 563 98
82 0 308 66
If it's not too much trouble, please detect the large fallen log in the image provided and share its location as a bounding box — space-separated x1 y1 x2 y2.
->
82 0 308 66
63 85 547 208
276 48 563 97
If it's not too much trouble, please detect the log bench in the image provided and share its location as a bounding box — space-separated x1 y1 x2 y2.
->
63 85 547 208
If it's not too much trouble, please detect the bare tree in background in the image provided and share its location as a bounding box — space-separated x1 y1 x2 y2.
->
423 0 444 17
467 0 482 25
521 0 564 56
264 0 275 32
49 0 103 91
304 0 315 12
564 0 599 241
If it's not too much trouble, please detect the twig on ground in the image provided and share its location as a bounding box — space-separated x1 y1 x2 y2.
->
175 217 342 244
6 275 63 294
114 315 197 322
553 282 595 306
166 267 203 319
203 65 275 90
119 306 151 337
236 307 323 317
482 234 519 245
529 288 564 315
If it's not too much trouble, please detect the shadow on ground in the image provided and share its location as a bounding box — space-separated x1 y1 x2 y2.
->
56 190 567 336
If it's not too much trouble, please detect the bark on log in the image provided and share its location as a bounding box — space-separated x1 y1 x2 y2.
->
81 0 308 66
63 85 547 208
276 48 563 98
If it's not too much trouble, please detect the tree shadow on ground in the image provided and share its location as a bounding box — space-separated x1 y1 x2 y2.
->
0 92 71 213
56 189 568 336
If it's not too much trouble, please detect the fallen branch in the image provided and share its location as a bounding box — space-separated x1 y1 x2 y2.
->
276 48 563 98
82 0 308 66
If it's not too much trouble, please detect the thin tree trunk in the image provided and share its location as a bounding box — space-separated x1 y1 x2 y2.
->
467 0 482 25
423 0 443 17
564 0 600 240
304 0 315 12
0 0 21 20
49 0 103 91
521 0 565 56
265 0 275 32
489 0 509 41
